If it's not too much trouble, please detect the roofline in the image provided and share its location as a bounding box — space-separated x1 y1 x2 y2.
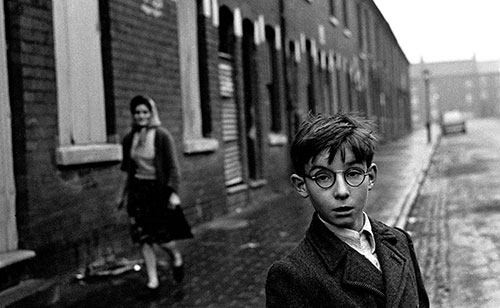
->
368 0 409 65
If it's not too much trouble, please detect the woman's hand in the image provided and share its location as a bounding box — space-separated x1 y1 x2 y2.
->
169 192 181 209
116 192 128 210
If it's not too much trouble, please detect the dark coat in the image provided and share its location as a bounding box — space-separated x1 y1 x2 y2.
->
121 126 180 192
266 213 429 308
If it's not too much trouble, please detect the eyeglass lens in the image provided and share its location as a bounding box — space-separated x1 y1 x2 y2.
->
312 167 367 188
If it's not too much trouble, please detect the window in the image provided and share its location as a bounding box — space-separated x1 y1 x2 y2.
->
480 90 488 100
480 76 488 87
177 0 218 154
374 24 381 59
329 0 339 26
365 10 372 53
53 0 121 165
341 0 352 37
0 0 18 251
329 0 336 16
306 40 316 113
218 7 234 55
265 26 282 133
356 3 363 49
342 0 349 28
465 93 473 104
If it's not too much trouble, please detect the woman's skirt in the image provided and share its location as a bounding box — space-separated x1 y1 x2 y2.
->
127 179 193 244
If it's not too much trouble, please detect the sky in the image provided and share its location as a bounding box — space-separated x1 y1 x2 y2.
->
373 0 500 64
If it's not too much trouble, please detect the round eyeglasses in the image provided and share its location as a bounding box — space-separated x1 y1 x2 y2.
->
304 167 369 189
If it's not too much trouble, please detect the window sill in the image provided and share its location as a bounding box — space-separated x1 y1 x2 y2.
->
227 183 249 195
268 133 288 146
329 16 339 27
183 138 219 154
56 144 122 166
249 179 267 188
343 29 352 38
0 250 36 269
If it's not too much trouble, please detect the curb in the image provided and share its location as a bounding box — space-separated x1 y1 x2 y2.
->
393 133 442 229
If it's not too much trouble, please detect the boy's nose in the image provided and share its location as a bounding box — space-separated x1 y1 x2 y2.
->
333 174 350 200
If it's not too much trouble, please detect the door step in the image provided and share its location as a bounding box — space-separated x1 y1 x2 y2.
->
0 279 59 307
0 250 36 292
0 250 59 307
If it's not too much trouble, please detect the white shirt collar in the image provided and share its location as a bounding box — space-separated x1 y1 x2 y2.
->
318 212 376 254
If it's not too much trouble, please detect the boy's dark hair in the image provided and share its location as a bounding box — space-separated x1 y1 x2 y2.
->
291 113 378 176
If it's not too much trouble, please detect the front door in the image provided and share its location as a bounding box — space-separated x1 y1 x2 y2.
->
0 0 18 252
241 20 262 180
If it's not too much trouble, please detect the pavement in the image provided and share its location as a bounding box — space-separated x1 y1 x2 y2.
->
47 126 441 308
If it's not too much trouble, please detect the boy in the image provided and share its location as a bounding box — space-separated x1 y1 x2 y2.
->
265 113 429 308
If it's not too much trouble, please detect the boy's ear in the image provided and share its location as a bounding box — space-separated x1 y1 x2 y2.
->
367 163 377 186
290 174 309 198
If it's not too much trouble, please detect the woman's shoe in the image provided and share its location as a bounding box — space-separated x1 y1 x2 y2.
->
172 263 184 283
143 284 160 297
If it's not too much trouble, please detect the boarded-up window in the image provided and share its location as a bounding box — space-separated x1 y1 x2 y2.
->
53 0 106 145
0 0 17 252
219 58 243 186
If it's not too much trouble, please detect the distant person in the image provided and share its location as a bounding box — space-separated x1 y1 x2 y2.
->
119 95 193 291
265 113 429 308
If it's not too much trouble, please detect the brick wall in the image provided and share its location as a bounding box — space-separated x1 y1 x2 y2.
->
5 0 190 275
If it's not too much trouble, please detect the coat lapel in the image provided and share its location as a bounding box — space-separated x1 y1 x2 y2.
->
306 214 385 299
372 219 410 308
342 250 385 298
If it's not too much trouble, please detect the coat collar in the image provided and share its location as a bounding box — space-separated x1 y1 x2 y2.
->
372 219 410 308
306 213 410 307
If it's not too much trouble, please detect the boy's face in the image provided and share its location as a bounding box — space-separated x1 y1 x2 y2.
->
291 147 377 231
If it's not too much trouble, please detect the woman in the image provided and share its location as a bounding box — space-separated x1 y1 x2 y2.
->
119 95 193 290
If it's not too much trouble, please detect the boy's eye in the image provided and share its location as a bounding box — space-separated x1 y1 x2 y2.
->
345 168 363 178
314 173 332 182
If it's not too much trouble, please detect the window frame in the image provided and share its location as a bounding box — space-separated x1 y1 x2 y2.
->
52 0 121 166
178 0 219 154
329 0 340 27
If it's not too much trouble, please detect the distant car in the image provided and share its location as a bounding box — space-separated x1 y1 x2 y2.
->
440 110 466 135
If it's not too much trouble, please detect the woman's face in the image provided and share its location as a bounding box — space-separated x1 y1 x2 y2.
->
133 104 152 127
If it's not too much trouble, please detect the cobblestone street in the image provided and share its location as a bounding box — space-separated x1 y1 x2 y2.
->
405 154 450 308
406 118 500 308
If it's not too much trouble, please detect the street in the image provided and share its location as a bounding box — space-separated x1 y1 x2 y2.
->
406 118 500 308
50 118 500 308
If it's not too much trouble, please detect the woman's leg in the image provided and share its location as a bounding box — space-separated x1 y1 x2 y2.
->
160 241 183 266
142 243 159 289
160 241 184 282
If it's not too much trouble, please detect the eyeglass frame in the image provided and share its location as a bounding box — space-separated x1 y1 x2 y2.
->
303 166 370 189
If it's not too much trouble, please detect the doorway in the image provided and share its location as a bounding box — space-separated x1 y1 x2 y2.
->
241 19 262 180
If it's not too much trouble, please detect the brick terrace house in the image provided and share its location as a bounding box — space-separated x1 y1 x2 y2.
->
410 58 500 126
0 0 411 297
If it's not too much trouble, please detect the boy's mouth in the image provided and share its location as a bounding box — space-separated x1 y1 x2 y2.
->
333 206 354 213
